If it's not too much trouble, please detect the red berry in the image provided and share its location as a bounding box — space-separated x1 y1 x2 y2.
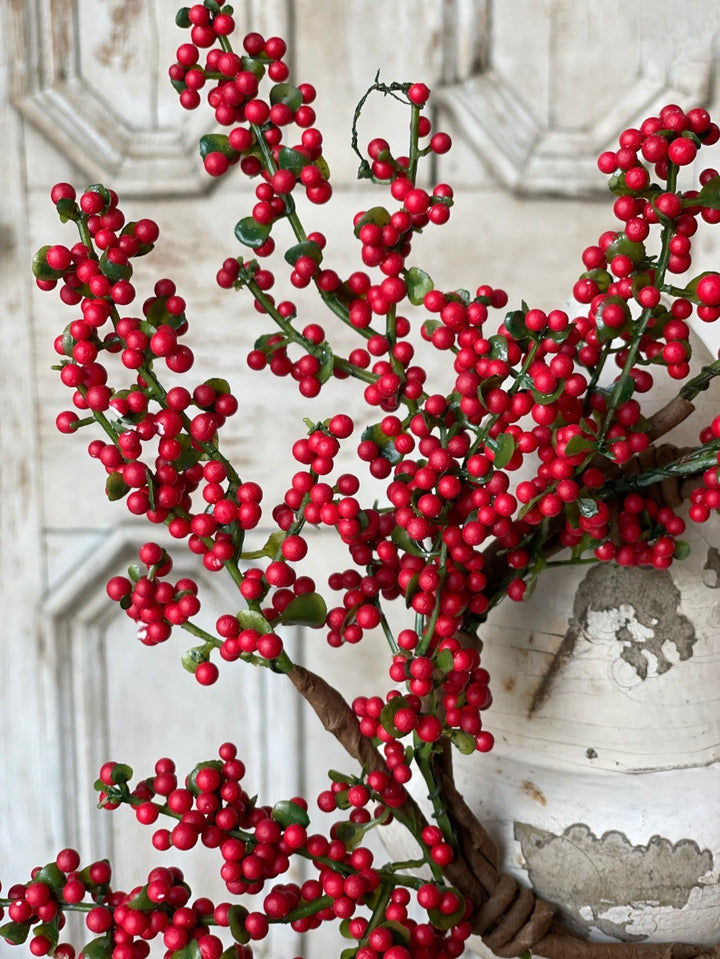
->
408 83 430 105
697 273 720 307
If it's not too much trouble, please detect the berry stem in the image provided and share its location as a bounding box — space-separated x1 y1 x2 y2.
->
680 357 720 401
417 540 448 654
466 335 543 458
407 104 422 184
413 738 457 871
607 441 720 493
378 609 399 654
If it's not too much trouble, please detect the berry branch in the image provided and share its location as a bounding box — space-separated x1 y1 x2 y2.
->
7 2 720 958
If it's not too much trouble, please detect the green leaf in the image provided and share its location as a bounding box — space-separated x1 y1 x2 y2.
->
353 206 391 237
108 763 133 784
564 434 595 457
434 648 454 674
99 250 133 282
278 592 328 627
479 375 504 404
203 377 231 395
181 646 208 673
32 246 64 281
485 432 516 469
578 497 600 518
608 171 632 196
170 942 202 959
188 760 223 796
79 934 114 959
253 331 287 353
361 423 402 464
56 197 80 223
270 83 303 111
127 564 142 582
610 373 635 406
227 905 250 944
316 347 335 385
86 183 111 208
314 155 331 180
127 886 154 911
338 918 355 940
199 134 237 160
170 435 202 472
59 329 75 356
237 609 273 634
271 799 311 828
332 820 366 851
327 769 352 784
605 233 646 265
451 730 476 755
404 267 434 306
518 490 544 521
684 271 717 302
693 175 720 210
428 891 466 930
241 530 285 560
391 525 428 557
403 571 420 608
380 695 412 736
674 539 691 560
382 921 412 944
452 288 471 305
33 863 66 897
33 922 59 950
530 379 566 406
488 334 509 362
284 240 323 266
241 54 266 79
0 922 30 945
595 296 631 343
580 267 612 294
175 7 191 27
503 308 529 341
77 861 111 894
145 294 175 328
234 217 271 249
421 319 441 338
277 146 307 174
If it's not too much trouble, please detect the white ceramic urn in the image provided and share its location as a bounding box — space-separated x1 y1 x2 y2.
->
458 328 720 952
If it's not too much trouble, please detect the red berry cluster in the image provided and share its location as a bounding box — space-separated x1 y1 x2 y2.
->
171 9 329 201
0 746 470 959
14 5 720 957
350 634 494 757
169 7 457 407
1 851 115 959
106 544 200 648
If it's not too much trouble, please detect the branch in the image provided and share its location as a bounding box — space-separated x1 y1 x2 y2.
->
647 395 696 442
286 664 490 904
532 934 720 959
287 663 385 773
